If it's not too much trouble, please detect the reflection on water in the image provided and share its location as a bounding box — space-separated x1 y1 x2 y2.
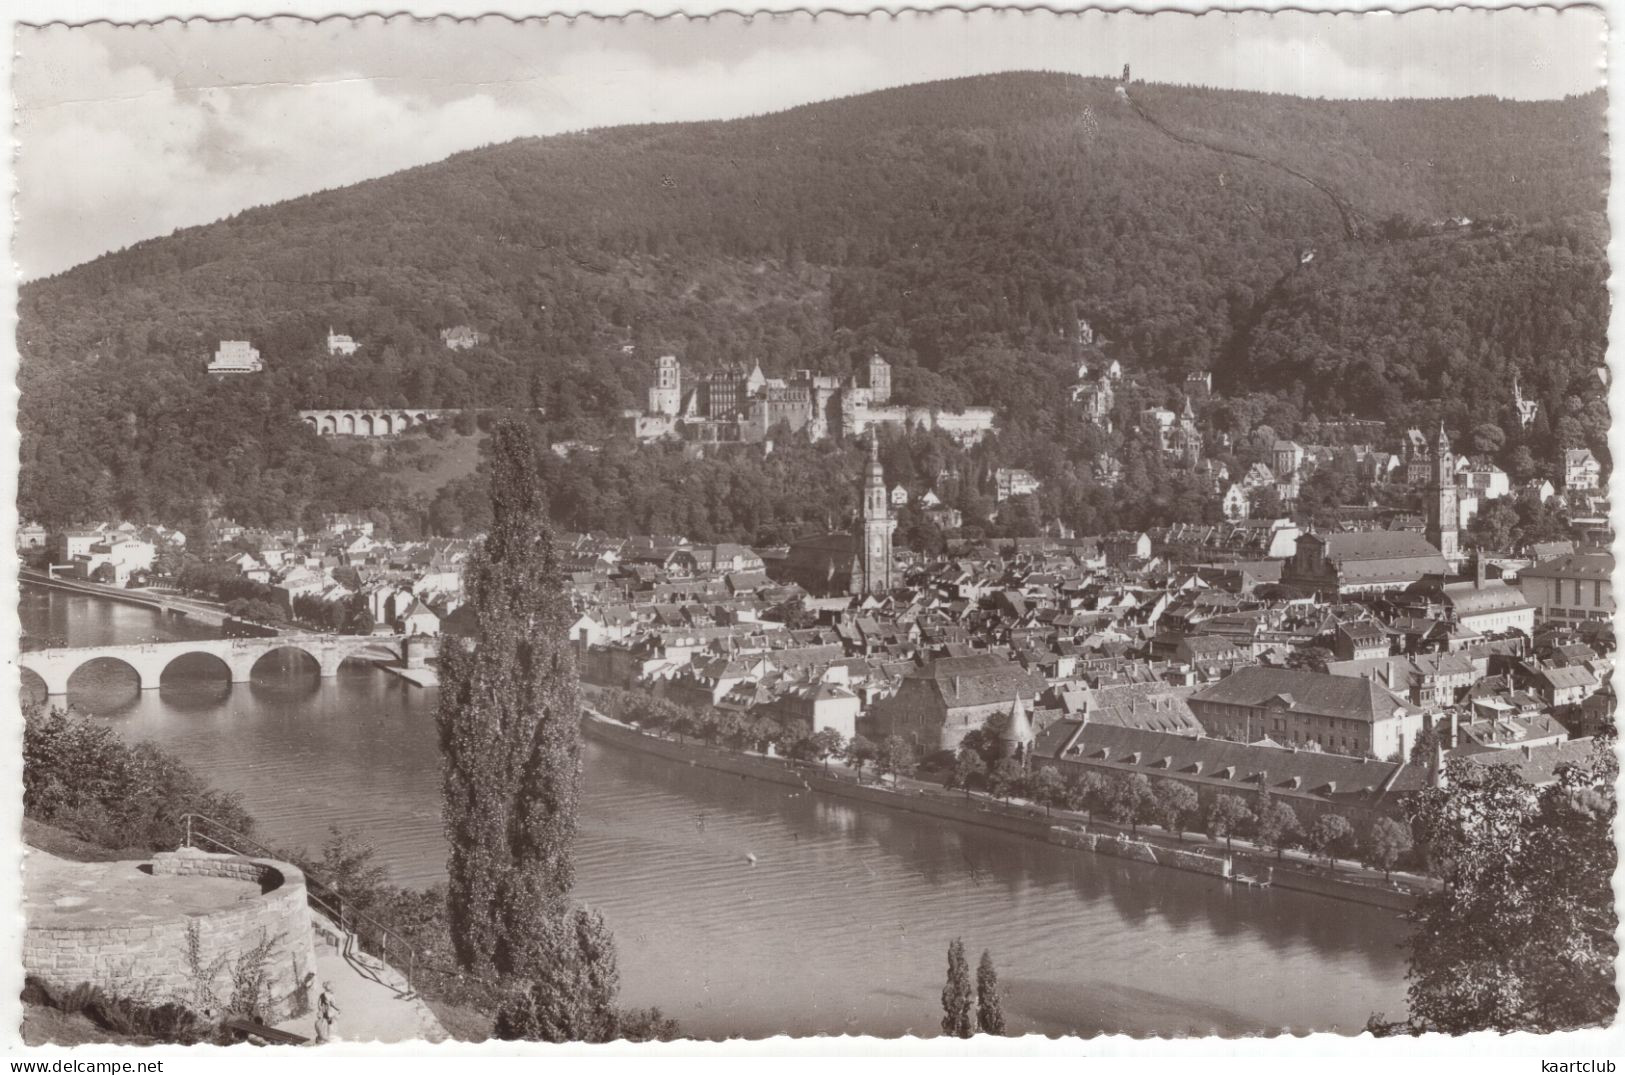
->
21 586 1411 1038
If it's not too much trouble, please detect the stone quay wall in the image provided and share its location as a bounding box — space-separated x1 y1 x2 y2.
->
24 849 319 1022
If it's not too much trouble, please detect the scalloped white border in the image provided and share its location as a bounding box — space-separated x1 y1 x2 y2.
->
1 0 1619 1062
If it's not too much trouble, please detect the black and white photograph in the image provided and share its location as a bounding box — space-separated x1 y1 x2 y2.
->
6 2 1618 1054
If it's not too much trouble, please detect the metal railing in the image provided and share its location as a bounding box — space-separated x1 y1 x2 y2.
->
179 813 419 995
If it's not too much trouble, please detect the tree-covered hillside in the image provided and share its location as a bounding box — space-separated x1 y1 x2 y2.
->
17 72 1608 536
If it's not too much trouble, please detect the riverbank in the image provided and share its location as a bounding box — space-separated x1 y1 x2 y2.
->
20 571 277 634
581 710 1422 913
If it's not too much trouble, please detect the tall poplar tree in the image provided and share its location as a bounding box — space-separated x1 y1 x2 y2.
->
940 938 975 1038
438 421 582 978
976 950 1006 1035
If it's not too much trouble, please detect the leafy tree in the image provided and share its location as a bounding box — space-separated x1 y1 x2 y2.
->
1400 752 1617 1033
1284 645 1333 673
23 704 256 853
436 422 581 978
1254 799 1304 860
1365 817 1413 880
808 727 846 772
1108 773 1155 833
986 758 1026 802
775 719 812 760
1065 770 1107 822
875 735 914 786
1206 794 1255 852
1307 813 1356 868
976 950 1006 1036
717 711 751 750
1029 766 1068 817
749 716 781 754
494 907 621 1042
947 747 987 799
845 735 877 783
940 938 975 1038
1152 780 1199 839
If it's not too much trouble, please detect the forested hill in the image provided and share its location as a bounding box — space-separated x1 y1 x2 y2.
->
18 72 1609 534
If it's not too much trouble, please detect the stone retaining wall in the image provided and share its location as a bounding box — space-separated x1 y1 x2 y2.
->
24 849 319 1021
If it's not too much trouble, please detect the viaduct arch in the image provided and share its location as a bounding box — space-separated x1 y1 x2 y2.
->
297 409 460 438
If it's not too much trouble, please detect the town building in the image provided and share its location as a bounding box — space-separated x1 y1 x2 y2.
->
1034 722 1426 828
867 652 1048 753
208 340 263 374
995 468 1041 502
16 521 48 551
1282 531 1449 596
1564 448 1602 493
1188 665 1428 760
1516 548 1614 624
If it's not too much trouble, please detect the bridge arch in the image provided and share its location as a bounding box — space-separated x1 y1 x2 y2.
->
339 413 356 435
159 650 236 688
360 413 377 436
20 666 48 704
321 415 337 435
248 644 327 681
66 655 147 696
303 416 318 432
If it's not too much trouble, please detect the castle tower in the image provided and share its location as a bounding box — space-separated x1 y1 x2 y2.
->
1427 422 1459 563
648 354 682 417
866 353 892 404
860 431 896 595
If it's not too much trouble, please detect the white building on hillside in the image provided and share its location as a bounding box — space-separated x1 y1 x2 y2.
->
208 340 262 374
326 328 360 356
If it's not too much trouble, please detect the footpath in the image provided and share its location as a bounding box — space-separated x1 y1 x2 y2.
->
581 707 1435 912
276 919 447 1044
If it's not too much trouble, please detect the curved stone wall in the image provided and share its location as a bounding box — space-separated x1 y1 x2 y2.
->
24 849 319 1022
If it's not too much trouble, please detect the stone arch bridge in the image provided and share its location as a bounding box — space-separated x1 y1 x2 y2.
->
298 409 460 437
20 634 432 697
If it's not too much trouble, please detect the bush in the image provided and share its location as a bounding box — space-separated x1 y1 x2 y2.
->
23 705 256 852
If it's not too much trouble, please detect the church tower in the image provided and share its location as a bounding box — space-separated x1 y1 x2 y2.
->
1426 422 1459 564
860 431 896 595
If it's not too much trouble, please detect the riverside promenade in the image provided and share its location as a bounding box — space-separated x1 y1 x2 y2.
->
580 705 1433 912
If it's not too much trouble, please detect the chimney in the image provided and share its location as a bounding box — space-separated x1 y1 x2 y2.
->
1475 553 1487 590
1447 708 1459 749
1521 743 1531 760
954 675 961 698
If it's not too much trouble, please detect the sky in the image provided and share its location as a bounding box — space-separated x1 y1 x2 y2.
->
13 8 1608 278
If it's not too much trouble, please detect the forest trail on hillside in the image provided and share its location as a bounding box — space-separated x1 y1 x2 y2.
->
1122 86 1363 241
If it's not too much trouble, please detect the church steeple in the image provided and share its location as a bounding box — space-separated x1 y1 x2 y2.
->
1426 421 1459 565
859 430 896 595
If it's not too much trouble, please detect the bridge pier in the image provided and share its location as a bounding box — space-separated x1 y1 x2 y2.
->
35 667 71 697
227 654 258 685
318 652 344 678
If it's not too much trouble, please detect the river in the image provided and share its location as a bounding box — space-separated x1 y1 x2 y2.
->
20 585 1412 1038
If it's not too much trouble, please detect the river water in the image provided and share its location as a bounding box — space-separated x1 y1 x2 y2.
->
20 585 1412 1038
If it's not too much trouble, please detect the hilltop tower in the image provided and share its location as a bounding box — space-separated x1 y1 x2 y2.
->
648 354 682 417
860 431 896 595
1426 422 1459 563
